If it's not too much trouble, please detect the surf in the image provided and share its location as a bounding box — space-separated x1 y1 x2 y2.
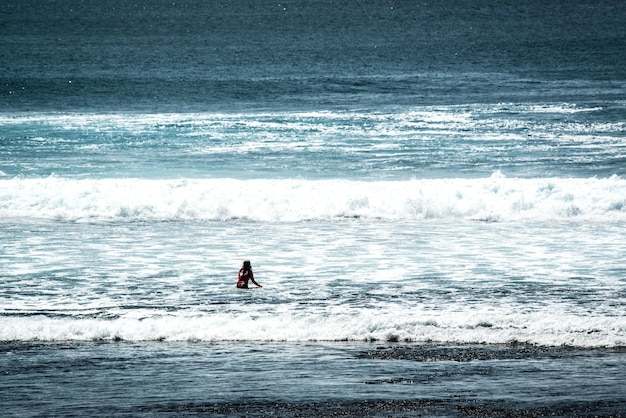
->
1 175 624 223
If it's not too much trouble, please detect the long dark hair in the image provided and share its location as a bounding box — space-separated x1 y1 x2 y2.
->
242 260 252 273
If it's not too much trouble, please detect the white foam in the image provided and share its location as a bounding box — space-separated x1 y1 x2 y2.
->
1 308 624 347
0 175 624 222
1 103 617 138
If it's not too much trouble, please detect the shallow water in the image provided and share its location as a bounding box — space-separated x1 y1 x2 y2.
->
2 342 625 417
2 218 625 346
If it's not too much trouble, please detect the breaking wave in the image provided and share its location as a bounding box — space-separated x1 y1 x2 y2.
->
1 174 624 222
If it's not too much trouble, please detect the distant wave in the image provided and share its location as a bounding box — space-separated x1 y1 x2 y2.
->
1 175 624 222
2 104 623 180
0 103 615 133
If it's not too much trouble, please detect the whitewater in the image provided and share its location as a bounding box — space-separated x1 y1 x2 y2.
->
2 104 626 352
3 212 626 348
1 174 626 223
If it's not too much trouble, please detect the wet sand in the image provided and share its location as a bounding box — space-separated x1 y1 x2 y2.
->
359 343 626 362
147 398 625 417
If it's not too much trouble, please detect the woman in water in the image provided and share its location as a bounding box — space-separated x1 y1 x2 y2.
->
236 260 262 289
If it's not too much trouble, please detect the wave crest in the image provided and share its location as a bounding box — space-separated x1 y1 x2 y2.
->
1 176 624 222
2 310 624 347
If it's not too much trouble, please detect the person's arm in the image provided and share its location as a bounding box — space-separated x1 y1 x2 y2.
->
250 272 262 288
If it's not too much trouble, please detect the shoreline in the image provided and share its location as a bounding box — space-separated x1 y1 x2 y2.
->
3 339 626 350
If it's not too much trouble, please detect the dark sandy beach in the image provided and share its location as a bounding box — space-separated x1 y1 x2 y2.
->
147 397 625 417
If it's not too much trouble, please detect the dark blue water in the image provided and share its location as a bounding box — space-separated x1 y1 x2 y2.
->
2 0 625 112
2 1 626 416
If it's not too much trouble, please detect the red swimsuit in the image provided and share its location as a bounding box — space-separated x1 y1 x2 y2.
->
236 269 253 288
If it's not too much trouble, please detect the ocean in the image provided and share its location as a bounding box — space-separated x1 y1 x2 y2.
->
1 0 626 416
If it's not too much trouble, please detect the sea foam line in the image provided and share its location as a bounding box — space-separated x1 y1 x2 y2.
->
1 310 624 347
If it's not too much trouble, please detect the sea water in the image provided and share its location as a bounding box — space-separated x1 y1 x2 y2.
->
1 0 626 416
